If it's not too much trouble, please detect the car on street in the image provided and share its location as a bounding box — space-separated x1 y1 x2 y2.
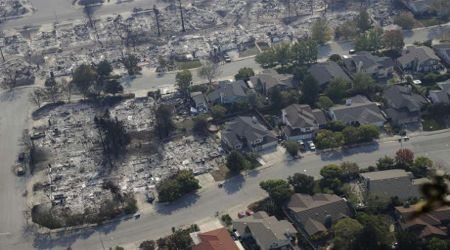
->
308 141 316 151
224 55 231 63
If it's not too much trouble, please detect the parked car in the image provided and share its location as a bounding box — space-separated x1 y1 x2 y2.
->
30 132 45 140
246 210 254 216
308 141 316 151
224 55 231 63
349 49 356 54
238 211 247 218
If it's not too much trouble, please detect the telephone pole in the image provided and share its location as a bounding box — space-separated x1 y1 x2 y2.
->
178 0 186 32
153 5 161 36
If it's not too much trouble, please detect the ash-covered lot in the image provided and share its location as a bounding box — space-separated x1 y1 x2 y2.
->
28 97 224 224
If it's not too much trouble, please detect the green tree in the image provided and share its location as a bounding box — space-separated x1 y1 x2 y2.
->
234 67 255 81
157 170 200 203
72 64 98 98
427 237 449 250
317 96 334 109
166 229 193 250
343 126 360 145
383 30 405 51
96 60 113 78
301 74 319 106
198 62 221 85
155 104 175 139
354 28 383 52
332 218 363 250
394 12 416 30
121 54 142 75
291 39 318 66
320 164 343 179
377 156 396 170
353 213 394 250
356 9 371 32
139 240 156 250
176 69 193 97
103 80 123 95
255 48 277 67
396 231 423 250
358 124 380 142
192 116 209 136
311 18 332 44
210 104 227 120
288 173 315 194
284 140 299 157
260 179 293 204
275 43 291 67
335 19 358 40
340 161 360 180
226 151 250 173
325 77 350 103
352 72 375 95
315 130 344 149
412 156 433 178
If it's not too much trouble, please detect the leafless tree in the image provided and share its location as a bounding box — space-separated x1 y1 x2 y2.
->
198 62 221 85
29 88 46 107
1 67 18 90
60 79 72 103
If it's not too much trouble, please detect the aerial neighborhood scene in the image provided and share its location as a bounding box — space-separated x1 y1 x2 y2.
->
2 0 450 249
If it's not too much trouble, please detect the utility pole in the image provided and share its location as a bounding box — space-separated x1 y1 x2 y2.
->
178 0 186 32
0 45 5 62
153 5 161 36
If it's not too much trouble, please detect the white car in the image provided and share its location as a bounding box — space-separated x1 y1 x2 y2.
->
307 141 316 151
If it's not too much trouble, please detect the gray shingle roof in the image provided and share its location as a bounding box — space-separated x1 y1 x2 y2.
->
222 116 276 150
308 61 351 87
383 85 426 112
207 80 248 103
398 46 440 66
249 69 294 90
233 211 296 250
361 169 424 200
283 104 327 129
343 51 395 74
330 95 386 125
287 193 351 236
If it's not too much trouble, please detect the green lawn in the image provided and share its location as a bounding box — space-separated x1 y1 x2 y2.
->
175 60 202 70
422 118 446 131
418 18 447 27
239 46 260 57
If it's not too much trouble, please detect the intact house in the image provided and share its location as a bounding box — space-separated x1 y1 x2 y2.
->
329 95 386 128
360 169 428 201
221 116 277 152
308 61 351 89
397 46 444 74
342 51 395 79
249 69 295 96
429 81 450 104
191 227 240 250
383 85 427 127
433 43 450 66
233 211 297 250
207 80 249 105
285 193 352 238
191 91 208 114
281 104 327 141
395 205 450 240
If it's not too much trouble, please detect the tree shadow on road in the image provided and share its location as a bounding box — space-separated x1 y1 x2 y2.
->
0 88 24 103
319 142 380 161
154 193 200 215
223 174 245 194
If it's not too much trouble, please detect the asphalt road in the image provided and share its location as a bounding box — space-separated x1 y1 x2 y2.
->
2 0 160 29
0 88 33 249
1 130 449 250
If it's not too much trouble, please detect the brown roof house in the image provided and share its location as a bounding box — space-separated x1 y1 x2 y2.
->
191 227 240 250
395 205 450 240
281 104 327 141
286 193 351 237
233 211 296 250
